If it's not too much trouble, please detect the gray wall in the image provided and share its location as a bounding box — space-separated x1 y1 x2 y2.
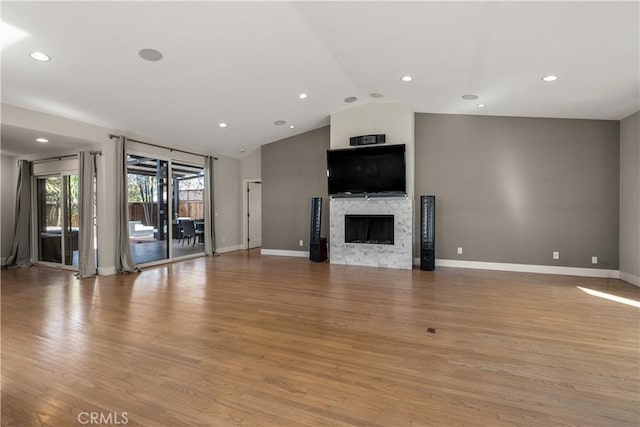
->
1 154 16 259
415 113 620 269
619 112 639 279
214 155 242 250
262 126 329 251
240 147 261 180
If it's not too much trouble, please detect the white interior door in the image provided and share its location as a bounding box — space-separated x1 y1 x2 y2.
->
248 181 262 249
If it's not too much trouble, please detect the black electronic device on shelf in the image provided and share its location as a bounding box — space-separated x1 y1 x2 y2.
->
349 134 386 146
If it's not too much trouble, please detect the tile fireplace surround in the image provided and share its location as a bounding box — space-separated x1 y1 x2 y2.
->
329 197 413 269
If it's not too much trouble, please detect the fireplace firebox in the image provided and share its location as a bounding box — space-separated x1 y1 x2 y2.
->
344 215 394 245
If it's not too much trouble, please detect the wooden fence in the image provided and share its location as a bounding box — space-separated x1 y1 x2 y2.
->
177 201 204 219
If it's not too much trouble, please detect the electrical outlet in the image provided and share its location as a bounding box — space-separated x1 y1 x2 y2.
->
553 251 560 260
457 247 463 255
299 240 304 247
592 256 598 264
222 237 227 243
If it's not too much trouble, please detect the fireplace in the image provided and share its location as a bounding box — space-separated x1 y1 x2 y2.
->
345 215 394 245
330 198 412 269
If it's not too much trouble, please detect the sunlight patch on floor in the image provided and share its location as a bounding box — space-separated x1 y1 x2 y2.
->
577 286 640 308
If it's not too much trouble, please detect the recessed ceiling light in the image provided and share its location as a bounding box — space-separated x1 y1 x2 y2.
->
274 120 286 126
369 93 384 98
344 96 358 103
298 93 308 99
542 75 558 82
218 122 227 128
401 75 412 82
138 48 163 62
462 94 479 100
36 138 49 143
289 125 295 129
30 52 50 62
477 104 485 108
240 149 246 153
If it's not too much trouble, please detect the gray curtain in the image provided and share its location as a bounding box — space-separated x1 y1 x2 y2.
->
1 160 32 268
75 151 97 278
115 136 139 273
204 155 217 256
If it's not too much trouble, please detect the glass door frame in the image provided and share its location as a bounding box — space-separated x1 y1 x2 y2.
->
126 150 206 266
31 171 79 271
126 150 171 267
170 159 206 262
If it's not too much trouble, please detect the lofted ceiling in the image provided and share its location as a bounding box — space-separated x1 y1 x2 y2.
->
1 1 638 159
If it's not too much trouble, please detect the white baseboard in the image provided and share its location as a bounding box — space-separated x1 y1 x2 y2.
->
217 245 243 254
261 249 309 258
98 266 117 276
234 244 263 251
436 259 619 278
619 271 640 287
412 258 620 280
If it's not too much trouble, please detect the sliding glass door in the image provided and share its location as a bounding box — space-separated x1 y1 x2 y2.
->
126 152 205 265
36 174 79 266
172 162 205 258
127 155 169 264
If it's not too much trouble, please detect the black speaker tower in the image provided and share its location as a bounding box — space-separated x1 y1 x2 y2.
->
309 197 327 262
420 195 436 271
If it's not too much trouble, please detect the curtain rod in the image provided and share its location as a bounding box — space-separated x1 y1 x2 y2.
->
31 151 102 165
109 134 218 160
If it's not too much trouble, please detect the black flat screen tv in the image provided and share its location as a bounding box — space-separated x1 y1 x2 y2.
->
327 144 406 195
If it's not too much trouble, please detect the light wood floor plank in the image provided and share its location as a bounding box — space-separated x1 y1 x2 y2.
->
2 250 638 426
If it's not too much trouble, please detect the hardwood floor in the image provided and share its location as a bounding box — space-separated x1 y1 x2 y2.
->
129 238 204 265
2 250 638 426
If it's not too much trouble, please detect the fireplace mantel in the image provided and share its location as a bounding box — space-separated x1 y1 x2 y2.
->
329 197 413 269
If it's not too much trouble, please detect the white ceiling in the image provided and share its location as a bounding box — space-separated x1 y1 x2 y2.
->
1 2 638 159
1 124 94 157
